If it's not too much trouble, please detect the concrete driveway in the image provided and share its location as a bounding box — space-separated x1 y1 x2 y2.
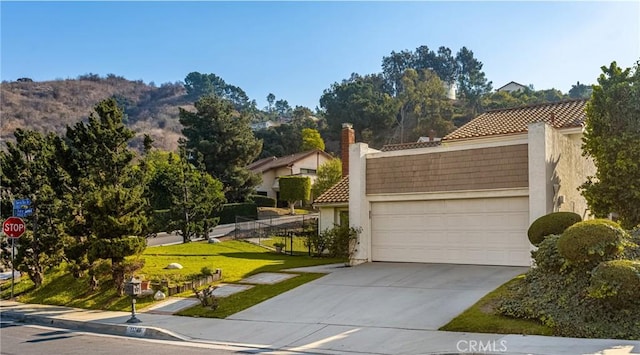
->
229 262 528 330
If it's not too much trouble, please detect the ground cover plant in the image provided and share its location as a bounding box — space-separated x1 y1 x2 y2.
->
498 219 640 339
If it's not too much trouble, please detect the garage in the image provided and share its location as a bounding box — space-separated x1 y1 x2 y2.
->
371 196 531 266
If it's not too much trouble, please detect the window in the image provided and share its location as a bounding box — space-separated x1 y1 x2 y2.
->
300 168 316 174
339 210 349 226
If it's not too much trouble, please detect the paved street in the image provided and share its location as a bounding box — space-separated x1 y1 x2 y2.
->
0 321 238 355
146 214 317 247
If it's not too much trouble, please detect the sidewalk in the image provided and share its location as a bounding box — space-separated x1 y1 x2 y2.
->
1 300 638 355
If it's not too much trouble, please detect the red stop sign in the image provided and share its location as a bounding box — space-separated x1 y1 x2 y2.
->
3 217 25 238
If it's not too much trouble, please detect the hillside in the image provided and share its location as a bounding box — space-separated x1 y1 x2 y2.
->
1 75 193 152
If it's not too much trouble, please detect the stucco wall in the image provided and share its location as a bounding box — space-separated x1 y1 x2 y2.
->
549 130 595 219
528 123 595 223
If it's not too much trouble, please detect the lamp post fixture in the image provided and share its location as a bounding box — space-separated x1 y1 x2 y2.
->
124 277 142 323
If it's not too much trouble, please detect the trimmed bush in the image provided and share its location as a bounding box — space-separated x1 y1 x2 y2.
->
217 202 258 224
528 212 582 246
531 234 565 272
249 194 276 208
588 260 640 307
557 219 627 266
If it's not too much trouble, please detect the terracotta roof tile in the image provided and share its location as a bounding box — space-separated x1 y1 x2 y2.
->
380 141 441 152
444 99 587 141
313 176 349 205
247 150 333 173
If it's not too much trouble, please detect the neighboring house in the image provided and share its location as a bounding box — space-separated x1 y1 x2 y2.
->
496 81 528 93
339 99 592 267
248 149 334 201
250 120 279 131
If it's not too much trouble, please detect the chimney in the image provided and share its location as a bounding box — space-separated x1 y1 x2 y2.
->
341 123 355 177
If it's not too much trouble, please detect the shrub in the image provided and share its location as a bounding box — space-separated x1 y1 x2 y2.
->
217 202 257 224
249 194 276 208
200 266 215 276
318 224 361 258
588 260 640 308
623 228 640 260
531 234 565 272
557 219 627 267
527 212 582 246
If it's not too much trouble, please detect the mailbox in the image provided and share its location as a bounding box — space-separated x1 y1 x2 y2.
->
124 277 142 297
124 277 142 323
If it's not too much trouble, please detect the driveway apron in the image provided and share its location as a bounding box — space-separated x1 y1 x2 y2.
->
228 262 528 330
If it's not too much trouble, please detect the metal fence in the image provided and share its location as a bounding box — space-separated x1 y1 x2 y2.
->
234 214 317 255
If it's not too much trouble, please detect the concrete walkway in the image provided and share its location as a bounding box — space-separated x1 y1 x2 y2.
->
1 263 639 355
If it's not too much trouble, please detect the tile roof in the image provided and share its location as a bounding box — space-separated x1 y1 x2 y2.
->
380 140 442 152
313 176 349 205
443 99 588 141
247 150 333 173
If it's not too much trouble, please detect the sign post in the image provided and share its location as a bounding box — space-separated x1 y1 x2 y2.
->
3 217 25 298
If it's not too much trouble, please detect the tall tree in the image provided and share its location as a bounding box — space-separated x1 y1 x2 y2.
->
581 61 640 229
320 74 398 147
569 81 593 99
62 98 147 295
179 95 262 202
382 50 414 96
311 159 342 199
456 47 493 115
0 129 66 287
395 69 455 143
166 148 226 243
301 128 325 151
266 93 276 112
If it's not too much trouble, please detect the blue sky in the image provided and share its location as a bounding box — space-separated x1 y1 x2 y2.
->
2 1 639 110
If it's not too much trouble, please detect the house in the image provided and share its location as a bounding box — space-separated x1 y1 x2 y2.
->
334 99 593 267
250 120 279 131
248 149 334 201
496 81 528 93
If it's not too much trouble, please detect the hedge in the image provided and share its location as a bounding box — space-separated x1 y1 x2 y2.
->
527 212 582 246
557 219 627 267
249 194 276 208
588 260 640 307
217 202 258 224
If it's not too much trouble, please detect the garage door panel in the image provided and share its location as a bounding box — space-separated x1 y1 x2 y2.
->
371 197 530 266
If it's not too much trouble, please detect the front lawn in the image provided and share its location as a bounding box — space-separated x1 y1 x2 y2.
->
439 275 553 336
3 240 344 313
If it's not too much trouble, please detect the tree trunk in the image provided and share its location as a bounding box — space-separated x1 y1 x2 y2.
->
288 201 295 215
28 269 44 288
112 259 125 296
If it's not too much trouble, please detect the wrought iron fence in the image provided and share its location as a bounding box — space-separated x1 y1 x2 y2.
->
234 214 317 255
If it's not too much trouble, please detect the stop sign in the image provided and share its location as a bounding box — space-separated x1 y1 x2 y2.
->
3 217 25 238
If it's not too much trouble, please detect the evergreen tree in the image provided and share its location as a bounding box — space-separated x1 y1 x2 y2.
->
62 98 147 295
179 95 262 202
0 129 66 287
581 61 640 229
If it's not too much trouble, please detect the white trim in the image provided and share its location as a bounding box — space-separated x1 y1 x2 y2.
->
367 188 529 202
313 202 348 208
368 136 529 158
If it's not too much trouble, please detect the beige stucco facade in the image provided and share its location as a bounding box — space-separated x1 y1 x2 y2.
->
254 153 333 200
349 123 594 266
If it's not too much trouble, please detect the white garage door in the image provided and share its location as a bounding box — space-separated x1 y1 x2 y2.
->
371 197 531 266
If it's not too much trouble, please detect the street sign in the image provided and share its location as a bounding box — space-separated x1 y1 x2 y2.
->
15 208 33 218
13 199 31 209
3 217 25 238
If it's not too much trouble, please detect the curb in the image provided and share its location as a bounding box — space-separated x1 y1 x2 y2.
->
1 310 189 342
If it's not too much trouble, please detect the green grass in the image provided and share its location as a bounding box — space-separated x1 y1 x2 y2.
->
439 275 553 336
177 272 324 318
4 240 344 313
260 236 311 254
